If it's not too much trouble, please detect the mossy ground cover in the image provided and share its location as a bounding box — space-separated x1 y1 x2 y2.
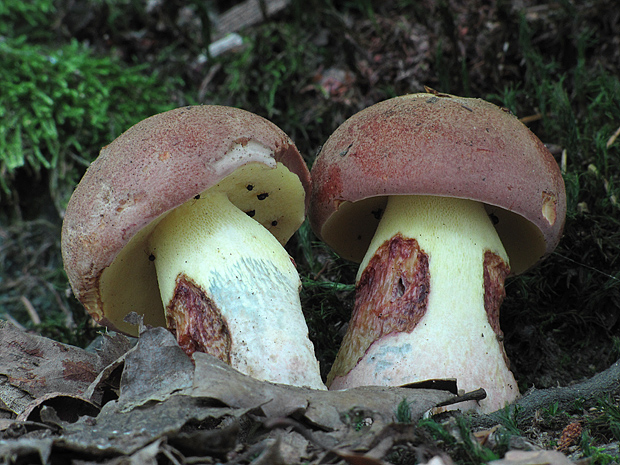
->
1 0 619 462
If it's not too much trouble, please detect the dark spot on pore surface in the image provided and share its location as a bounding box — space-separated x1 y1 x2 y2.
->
371 208 384 220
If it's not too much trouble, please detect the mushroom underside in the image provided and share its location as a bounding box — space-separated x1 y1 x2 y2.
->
98 161 305 335
320 195 547 275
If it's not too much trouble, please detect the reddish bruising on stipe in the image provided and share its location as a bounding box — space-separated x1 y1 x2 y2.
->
483 251 511 362
329 234 429 382
166 274 232 363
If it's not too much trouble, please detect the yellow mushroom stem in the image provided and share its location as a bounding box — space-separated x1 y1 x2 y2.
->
148 191 325 390
328 195 519 412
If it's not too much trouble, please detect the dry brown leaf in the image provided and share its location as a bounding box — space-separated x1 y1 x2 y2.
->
118 327 194 411
269 430 312 464
60 394 250 456
86 327 193 410
0 436 54 464
0 326 461 463
16 392 100 424
0 321 129 416
191 351 457 433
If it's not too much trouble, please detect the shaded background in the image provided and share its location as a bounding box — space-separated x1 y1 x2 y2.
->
1 0 619 399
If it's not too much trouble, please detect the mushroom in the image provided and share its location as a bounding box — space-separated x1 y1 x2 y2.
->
309 93 566 412
62 105 325 390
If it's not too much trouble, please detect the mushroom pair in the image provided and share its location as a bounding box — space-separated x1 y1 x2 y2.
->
309 92 566 412
63 94 565 412
62 105 325 390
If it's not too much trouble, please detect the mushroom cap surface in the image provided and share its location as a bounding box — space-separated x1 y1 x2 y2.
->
62 105 311 335
310 93 566 274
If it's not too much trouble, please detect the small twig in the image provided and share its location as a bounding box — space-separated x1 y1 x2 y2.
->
3 313 26 331
45 281 74 328
553 252 619 282
198 62 222 101
519 113 543 124
313 260 329 280
560 149 567 175
213 0 290 40
469 359 620 429
160 444 184 465
606 125 620 148
435 388 487 408
20 296 41 325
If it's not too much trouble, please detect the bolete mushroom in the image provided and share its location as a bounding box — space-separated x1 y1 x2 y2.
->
309 93 566 412
62 105 325 389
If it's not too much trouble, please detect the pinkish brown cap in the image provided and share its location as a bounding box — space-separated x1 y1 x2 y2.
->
62 105 311 336
310 93 566 275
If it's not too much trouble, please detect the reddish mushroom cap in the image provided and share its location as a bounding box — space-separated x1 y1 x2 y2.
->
310 93 566 274
62 105 311 335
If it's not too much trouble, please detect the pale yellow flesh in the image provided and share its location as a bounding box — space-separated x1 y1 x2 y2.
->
331 195 519 412
149 190 325 389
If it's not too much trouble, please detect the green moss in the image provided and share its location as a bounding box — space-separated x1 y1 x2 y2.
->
0 36 182 210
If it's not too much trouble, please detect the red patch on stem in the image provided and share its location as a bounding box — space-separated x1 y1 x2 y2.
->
166 275 232 362
483 251 511 363
328 234 429 383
